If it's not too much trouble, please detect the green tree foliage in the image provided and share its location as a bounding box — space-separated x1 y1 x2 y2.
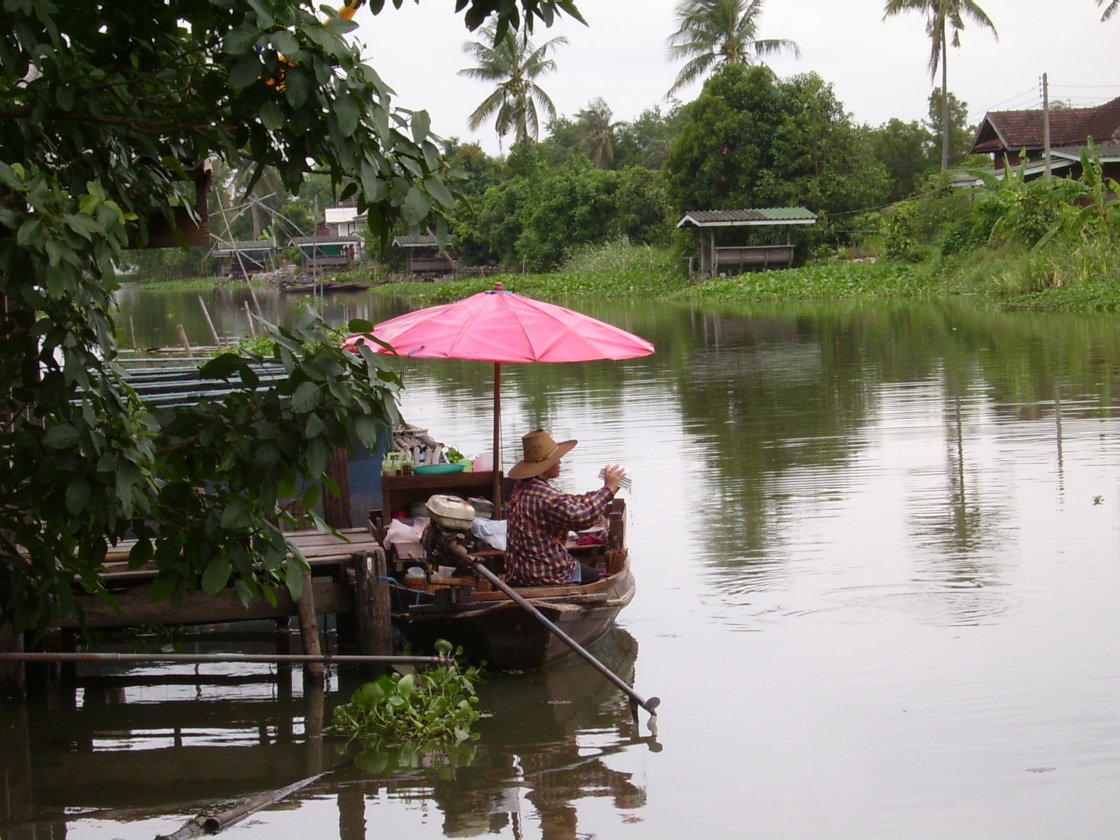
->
573 98 619 170
925 88 980 169
0 0 581 636
126 247 220 283
882 0 996 170
666 0 800 98
881 172 977 261
459 23 567 146
457 148 672 270
518 161 672 268
868 118 938 203
614 104 688 170
663 65 887 217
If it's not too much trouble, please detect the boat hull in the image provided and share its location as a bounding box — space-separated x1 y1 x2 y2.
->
391 567 635 669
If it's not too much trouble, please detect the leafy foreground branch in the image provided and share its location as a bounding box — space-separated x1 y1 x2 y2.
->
1 0 582 640
328 641 487 775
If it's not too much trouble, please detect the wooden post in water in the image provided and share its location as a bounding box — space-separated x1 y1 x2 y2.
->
352 550 392 657
322 446 352 530
296 568 324 684
0 697 34 830
0 622 25 698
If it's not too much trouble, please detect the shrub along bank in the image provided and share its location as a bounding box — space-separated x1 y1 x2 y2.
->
372 146 1120 314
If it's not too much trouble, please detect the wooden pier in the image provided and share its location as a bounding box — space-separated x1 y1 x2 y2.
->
1 528 396 697
71 529 382 630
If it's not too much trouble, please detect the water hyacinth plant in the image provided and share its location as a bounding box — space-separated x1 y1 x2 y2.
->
327 641 486 750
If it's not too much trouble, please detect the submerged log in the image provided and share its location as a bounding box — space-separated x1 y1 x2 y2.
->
155 771 329 840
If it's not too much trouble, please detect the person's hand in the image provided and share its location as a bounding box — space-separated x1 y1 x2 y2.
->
602 464 627 493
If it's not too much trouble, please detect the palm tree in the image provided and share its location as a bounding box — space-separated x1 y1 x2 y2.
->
575 98 617 169
1100 0 1118 21
665 0 800 99
883 0 997 171
459 23 567 147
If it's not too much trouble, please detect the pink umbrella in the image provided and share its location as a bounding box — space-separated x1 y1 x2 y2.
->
343 282 655 513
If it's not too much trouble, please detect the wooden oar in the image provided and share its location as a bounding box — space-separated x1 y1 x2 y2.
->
452 546 660 720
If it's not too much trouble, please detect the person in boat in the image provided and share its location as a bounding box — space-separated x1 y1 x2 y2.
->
504 428 627 588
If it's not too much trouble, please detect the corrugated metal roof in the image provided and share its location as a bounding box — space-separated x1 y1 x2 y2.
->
288 235 362 246
212 240 278 255
676 207 817 228
392 234 441 247
1051 141 1120 162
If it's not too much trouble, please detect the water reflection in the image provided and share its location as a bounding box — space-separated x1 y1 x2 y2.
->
364 629 654 839
1 628 651 840
67 287 1120 837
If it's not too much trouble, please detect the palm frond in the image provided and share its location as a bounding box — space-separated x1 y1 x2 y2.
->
665 0 797 98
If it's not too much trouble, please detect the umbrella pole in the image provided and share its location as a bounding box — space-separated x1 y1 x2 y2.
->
493 361 502 518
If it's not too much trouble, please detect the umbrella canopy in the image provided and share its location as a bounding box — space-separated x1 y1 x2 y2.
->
342 282 654 363
343 282 655 514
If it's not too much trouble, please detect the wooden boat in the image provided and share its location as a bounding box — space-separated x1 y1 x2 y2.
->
383 498 633 669
278 279 376 294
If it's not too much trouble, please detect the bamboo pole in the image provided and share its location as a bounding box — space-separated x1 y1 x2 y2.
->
175 324 193 358
452 545 660 721
198 294 222 348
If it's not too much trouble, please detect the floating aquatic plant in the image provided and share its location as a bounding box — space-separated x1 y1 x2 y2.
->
327 641 486 751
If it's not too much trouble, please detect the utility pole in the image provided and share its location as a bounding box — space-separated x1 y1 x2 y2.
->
1042 73 1052 182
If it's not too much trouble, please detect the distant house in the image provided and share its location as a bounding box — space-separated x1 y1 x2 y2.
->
324 202 365 236
392 233 457 275
676 207 817 280
211 240 279 278
971 95 1120 185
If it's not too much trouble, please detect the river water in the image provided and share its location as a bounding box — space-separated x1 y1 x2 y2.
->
4 285 1120 839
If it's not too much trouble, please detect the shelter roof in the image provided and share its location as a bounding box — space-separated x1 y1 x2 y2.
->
676 207 817 228
288 235 362 246
211 240 277 256
972 96 1120 154
392 233 441 248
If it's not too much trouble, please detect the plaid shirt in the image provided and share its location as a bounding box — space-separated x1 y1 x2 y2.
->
505 477 614 587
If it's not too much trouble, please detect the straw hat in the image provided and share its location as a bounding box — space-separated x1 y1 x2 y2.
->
507 429 577 479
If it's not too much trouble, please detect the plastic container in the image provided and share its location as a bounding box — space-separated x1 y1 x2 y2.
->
382 451 415 476
414 463 466 475
405 566 426 590
472 452 494 472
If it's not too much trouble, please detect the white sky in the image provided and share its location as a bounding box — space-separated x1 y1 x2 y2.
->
352 0 1119 156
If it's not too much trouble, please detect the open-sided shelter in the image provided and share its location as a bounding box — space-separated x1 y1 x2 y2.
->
677 207 817 279
288 234 362 276
211 240 279 279
392 233 457 276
